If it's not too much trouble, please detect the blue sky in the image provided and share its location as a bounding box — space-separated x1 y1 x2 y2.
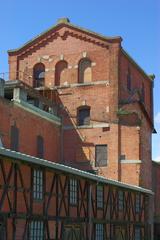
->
0 0 159 159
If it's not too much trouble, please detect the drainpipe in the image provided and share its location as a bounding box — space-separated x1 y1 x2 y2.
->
89 183 92 240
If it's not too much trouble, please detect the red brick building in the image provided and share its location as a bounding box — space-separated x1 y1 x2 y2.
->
0 18 158 239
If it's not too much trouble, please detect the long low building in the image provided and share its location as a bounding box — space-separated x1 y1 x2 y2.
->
0 147 153 240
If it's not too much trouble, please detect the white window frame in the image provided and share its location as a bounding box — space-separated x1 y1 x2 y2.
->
29 221 44 240
69 178 78 205
95 223 104 240
33 169 43 200
97 185 104 209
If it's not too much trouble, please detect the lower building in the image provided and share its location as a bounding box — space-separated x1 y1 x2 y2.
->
0 147 153 239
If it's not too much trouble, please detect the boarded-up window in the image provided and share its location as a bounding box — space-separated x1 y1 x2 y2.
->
77 107 90 126
95 145 107 167
55 60 68 86
78 58 92 83
10 125 19 151
37 136 44 159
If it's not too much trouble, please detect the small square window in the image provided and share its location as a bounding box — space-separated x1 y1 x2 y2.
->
95 223 104 240
118 191 124 211
69 178 78 205
97 185 104 209
29 221 44 240
33 169 43 200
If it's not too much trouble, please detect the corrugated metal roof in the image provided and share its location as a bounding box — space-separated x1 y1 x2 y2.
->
0 147 153 195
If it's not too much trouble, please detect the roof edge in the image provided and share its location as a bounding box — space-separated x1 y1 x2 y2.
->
8 21 122 54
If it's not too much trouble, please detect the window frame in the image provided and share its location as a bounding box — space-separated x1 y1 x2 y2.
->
33 63 45 88
69 178 78 206
95 223 104 240
78 58 92 83
10 125 19 152
135 194 141 213
29 220 44 240
77 106 91 126
95 144 108 167
135 227 141 240
96 185 104 209
32 168 44 201
118 190 124 211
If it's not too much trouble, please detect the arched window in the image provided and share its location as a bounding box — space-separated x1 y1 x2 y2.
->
33 63 45 88
55 60 68 86
77 106 90 126
78 58 92 83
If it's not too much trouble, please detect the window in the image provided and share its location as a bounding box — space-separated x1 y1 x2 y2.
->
77 106 90 126
37 135 44 158
55 60 68 86
97 185 104 209
127 68 131 91
33 169 43 200
33 63 45 88
118 191 124 211
135 194 140 213
141 83 145 103
29 221 44 240
10 125 19 151
95 145 107 167
95 224 104 240
135 227 141 240
69 178 77 205
78 58 92 83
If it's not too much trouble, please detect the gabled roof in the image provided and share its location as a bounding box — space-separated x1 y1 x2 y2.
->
8 18 122 54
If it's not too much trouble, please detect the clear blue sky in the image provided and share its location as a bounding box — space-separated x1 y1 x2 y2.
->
0 0 159 160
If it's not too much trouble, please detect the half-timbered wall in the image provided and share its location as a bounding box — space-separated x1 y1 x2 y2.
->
0 152 151 240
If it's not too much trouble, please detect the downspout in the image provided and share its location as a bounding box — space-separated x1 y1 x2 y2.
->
89 183 92 240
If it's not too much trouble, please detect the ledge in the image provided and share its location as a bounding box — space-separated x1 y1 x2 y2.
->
63 123 110 130
13 99 61 126
121 160 142 164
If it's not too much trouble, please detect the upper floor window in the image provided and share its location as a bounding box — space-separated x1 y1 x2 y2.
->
55 60 68 86
97 185 104 209
78 58 92 83
127 68 131 91
10 125 19 152
95 223 104 240
37 135 44 159
33 63 45 88
69 178 77 205
33 169 43 201
77 106 90 126
29 221 44 240
95 145 108 167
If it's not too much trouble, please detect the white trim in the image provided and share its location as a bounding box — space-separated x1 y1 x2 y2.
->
121 160 142 164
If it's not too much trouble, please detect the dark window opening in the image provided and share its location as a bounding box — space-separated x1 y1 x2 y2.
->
37 135 44 159
10 125 19 151
77 106 90 126
33 169 43 200
69 178 78 205
97 185 104 209
33 63 45 88
95 145 107 167
127 68 131 91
